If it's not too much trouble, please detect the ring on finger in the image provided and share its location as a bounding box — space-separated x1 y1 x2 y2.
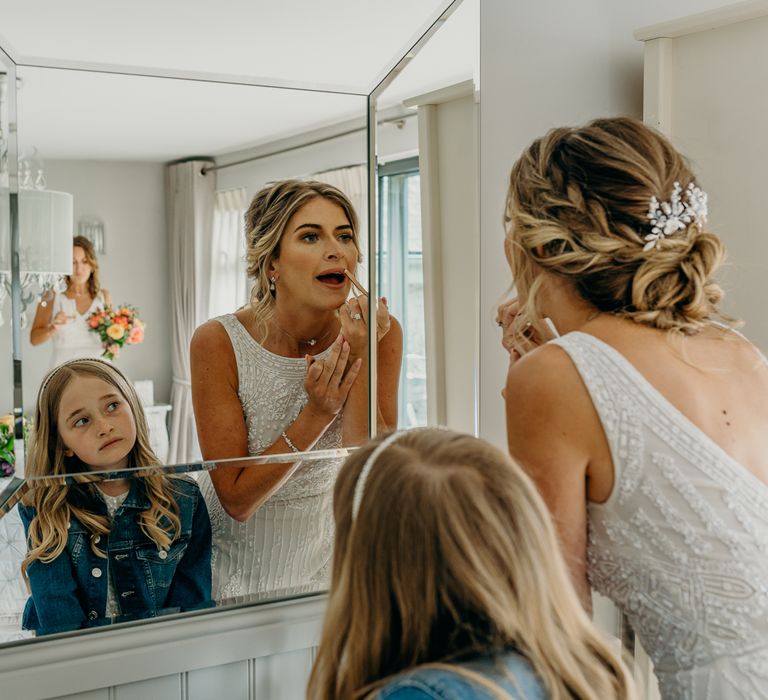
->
351 312 362 321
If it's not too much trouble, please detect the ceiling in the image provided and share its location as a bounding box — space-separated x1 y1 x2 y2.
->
0 0 477 161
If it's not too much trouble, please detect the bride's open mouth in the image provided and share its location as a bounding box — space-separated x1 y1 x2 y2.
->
315 271 346 289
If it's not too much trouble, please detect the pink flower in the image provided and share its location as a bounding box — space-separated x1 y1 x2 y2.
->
127 325 145 345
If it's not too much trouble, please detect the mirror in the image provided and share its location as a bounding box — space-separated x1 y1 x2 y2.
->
0 48 24 643
372 0 479 433
0 0 472 649
0 64 375 644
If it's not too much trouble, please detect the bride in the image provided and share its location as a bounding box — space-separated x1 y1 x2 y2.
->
191 179 401 601
499 117 768 699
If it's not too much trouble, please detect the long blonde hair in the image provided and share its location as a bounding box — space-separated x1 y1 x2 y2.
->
245 179 361 341
307 429 636 700
22 360 181 577
505 116 732 351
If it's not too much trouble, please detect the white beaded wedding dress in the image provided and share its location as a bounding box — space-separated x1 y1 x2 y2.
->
552 332 768 699
199 314 343 602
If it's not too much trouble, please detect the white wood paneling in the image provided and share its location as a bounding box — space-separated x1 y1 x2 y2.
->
188 661 249 700
0 596 326 700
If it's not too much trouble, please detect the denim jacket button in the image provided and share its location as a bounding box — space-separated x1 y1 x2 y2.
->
91 567 103 578
158 550 168 560
88 610 98 620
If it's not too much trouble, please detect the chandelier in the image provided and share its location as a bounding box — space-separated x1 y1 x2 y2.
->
0 74 74 328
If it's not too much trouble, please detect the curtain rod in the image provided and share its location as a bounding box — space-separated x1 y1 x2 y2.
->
202 113 415 175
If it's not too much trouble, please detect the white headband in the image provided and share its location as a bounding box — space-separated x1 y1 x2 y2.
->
351 426 452 520
40 357 118 394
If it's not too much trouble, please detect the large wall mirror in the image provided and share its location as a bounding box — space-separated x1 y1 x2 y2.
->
0 0 478 651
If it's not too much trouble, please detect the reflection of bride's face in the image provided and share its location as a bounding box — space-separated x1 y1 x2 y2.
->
71 246 92 286
271 197 357 309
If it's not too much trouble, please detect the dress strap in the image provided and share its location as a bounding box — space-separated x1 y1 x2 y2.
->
549 333 634 490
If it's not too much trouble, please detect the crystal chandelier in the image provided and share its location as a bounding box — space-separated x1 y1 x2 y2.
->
0 74 74 328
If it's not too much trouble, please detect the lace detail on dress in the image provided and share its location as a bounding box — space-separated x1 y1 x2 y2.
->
552 332 768 700
200 314 342 601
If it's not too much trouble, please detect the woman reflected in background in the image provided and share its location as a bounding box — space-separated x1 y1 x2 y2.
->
191 179 402 601
30 235 112 367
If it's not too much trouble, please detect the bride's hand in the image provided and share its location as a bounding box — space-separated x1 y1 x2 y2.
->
496 298 557 362
339 296 390 356
304 334 362 420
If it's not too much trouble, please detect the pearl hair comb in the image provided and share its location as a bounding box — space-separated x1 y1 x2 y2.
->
644 182 708 252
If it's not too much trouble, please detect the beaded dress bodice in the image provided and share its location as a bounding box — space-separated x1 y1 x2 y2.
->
199 314 343 602
552 332 768 700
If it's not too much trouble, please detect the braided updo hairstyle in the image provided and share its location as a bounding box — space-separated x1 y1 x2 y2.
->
244 179 361 341
505 117 731 348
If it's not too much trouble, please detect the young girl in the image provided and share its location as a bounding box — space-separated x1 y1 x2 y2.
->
307 428 635 700
19 358 212 636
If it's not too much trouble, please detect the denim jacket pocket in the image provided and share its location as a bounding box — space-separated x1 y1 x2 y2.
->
135 537 188 592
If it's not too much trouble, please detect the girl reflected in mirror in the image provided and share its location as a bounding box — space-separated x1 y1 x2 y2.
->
29 236 113 367
500 117 768 698
307 428 635 700
20 359 212 636
191 179 402 602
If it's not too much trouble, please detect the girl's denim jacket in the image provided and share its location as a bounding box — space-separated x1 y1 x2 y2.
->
378 651 547 700
19 476 212 636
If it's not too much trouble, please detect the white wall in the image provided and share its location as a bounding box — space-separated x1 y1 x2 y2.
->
414 88 479 433
0 160 169 412
478 0 744 448
645 15 768 352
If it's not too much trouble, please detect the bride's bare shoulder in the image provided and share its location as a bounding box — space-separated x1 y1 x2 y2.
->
191 318 233 356
504 341 599 433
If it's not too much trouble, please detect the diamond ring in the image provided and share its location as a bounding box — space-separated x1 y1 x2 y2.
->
351 313 362 321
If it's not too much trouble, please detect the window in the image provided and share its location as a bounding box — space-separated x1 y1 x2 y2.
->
209 188 248 319
378 157 426 428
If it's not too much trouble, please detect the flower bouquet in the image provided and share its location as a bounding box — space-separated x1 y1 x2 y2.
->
0 416 15 477
86 304 145 360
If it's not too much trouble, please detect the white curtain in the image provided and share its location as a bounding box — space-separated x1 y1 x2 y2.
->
166 160 216 464
315 164 368 286
208 188 248 319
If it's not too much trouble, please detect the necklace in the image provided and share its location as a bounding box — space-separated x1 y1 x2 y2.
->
272 318 336 348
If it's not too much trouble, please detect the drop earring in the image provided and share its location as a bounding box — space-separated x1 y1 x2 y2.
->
269 276 276 292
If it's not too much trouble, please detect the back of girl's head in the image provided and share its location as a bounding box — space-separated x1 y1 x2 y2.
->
28 359 154 478
506 116 727 337
308 428 635 700
244 179 361 337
